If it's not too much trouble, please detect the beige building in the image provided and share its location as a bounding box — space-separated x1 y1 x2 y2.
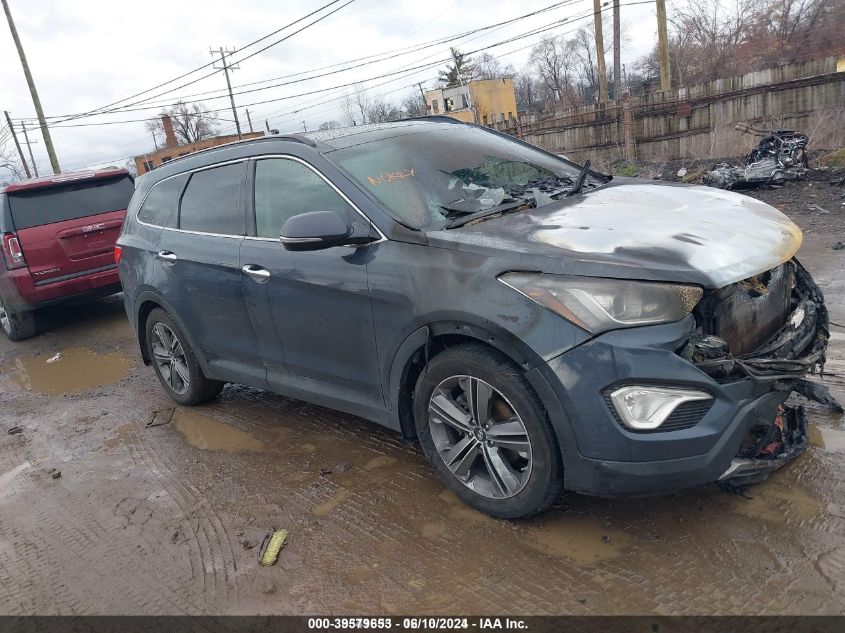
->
424 78 518 126
134 115 263 175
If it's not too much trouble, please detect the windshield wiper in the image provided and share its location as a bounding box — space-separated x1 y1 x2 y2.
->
444 199 534 229
567 160 591 197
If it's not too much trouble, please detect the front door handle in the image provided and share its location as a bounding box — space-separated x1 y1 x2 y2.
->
242 264 271 283
157 250 178 262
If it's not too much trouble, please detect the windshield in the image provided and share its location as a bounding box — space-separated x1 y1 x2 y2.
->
327 125 598 230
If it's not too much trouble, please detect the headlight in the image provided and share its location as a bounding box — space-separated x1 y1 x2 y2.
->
499 273 702 334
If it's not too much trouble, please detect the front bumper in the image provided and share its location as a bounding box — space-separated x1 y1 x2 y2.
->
533 260 835 496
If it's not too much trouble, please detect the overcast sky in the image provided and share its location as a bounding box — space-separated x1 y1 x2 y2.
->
0 0 659 177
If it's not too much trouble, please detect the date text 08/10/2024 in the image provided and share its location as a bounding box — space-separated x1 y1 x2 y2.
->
306 617 528 630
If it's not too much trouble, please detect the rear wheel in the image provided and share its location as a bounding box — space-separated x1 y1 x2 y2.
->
144 308 223 405
414 343 563 519
0 295 36 341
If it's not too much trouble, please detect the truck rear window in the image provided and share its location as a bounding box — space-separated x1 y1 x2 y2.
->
7 175 134 230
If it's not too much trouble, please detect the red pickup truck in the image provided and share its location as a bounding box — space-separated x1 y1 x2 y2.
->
0 168 134 341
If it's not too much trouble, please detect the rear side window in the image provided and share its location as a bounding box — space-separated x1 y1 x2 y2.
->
6 175 134 230
253 158 352 239
137 174 188 227
179 163 245 235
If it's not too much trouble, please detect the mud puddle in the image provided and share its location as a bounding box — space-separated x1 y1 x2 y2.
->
523 515 632 564
811 425 845 453
172 409 266 453
2 347 130 395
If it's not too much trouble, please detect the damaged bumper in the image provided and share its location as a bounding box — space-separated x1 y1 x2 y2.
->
534 259 835 496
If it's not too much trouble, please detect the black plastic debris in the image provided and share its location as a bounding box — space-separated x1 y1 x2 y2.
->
705 129 809 190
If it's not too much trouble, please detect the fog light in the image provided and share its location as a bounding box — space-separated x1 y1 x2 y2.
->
609 386 712 431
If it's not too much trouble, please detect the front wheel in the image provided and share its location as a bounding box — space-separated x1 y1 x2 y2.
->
414 343 563 519
145 308 223 405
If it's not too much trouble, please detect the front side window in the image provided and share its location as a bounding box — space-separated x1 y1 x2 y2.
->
329 124 589 230
179 163 245 235
253 158 352 239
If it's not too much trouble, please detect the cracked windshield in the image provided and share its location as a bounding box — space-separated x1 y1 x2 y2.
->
331 125 595 229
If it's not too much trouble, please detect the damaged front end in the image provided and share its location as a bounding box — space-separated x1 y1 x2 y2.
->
679 259 839 487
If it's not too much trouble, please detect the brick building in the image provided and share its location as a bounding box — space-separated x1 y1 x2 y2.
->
134 115 263 175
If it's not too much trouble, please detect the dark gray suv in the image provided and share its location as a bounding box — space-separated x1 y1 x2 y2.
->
117 118 833 518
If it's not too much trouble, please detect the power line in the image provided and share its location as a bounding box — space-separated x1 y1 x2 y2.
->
15 0 585 124
43 0 354 125
60 1 652 166
43 6 594 125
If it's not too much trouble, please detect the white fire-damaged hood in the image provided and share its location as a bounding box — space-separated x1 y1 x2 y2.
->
427 180 804 289
526 183 802 287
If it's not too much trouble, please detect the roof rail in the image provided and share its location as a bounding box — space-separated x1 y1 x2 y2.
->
405 115 466 125
159 134 316 169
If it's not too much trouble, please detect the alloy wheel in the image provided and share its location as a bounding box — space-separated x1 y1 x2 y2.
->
427 375 533 499
151 322 190 395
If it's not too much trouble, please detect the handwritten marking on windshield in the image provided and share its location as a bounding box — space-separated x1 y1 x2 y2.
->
367 168 415 186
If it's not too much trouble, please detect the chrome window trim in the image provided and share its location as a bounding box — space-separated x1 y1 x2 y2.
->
135 154 387 245
136 158 247 236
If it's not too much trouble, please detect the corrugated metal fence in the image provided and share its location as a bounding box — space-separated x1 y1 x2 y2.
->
493 56 845 164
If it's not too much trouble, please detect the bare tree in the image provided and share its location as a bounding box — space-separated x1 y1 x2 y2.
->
341 84 371 126
0 136 24 183
318 120 342 131
341 84 402 125
399 91 427 118
474 53 515 80
146 101 220 146
529 36 576 107
513 71 544 112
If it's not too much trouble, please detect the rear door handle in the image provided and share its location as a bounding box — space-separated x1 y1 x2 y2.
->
156 250 178 262
242 264 271 283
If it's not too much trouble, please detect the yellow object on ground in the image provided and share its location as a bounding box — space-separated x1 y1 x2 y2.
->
259 529 288 566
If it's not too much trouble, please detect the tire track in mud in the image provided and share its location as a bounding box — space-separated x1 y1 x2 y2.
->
126 423 240 611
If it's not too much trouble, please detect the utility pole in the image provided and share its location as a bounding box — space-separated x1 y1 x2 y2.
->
20 122 37 177
593 0 609 104
613 0 621 101
417 82 427 104
3 110 30 178
302 121 307 133
656 0 672 91
211 47 242 139
2 0 60 174
244 109 254 133
265 119 270 134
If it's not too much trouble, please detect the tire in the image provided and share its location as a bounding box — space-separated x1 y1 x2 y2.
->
0 294 36 341
414 343 563 519
144 308 223 406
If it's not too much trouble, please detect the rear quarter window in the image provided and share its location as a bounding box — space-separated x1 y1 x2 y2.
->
137 174 188 227
7 175 134 230
179 163 245 235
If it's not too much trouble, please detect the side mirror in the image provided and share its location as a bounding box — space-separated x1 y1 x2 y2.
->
279 211 352 252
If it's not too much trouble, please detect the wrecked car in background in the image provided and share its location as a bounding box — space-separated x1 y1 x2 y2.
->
117 118 835 519
706 128 809 189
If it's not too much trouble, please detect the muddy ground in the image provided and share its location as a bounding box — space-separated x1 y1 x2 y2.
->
1 180 844 615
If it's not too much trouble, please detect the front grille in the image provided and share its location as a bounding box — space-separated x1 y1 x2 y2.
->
603 393 713 433
697 263 794 355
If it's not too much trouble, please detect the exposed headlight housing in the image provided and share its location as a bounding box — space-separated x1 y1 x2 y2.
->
499 273 702 334
609 385 713 431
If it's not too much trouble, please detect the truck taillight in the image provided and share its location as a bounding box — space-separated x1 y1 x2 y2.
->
2 233 26 270
114 245 122 264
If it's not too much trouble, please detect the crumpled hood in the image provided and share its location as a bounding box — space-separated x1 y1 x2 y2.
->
428 180 803 288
